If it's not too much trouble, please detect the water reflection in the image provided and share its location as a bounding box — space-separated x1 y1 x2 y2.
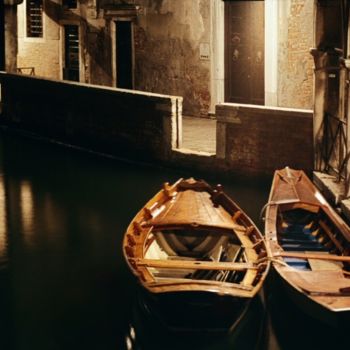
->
124 289 268 350
0 175 7 260
0 131 274 349
1 131 350 349
20 180 34 238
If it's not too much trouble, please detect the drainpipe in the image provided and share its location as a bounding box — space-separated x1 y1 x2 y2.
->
4 0 23 73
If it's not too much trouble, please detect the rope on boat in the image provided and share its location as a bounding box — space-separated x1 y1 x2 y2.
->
256 256 298 268
259 199 300 220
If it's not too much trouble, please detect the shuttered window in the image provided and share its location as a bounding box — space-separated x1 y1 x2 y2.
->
26 0 43 38
63 25 80 82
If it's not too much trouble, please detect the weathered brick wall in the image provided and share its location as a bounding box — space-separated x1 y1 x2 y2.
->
17 0 61 78
134 0 211 117
216 104 314 177
16 1 112 84
278 0 314 109
0 73 182 162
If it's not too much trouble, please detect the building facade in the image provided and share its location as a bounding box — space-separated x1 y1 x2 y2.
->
16 0 316 116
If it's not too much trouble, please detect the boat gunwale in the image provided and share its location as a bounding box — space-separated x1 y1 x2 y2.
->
123 178 270 297
265 167 350 313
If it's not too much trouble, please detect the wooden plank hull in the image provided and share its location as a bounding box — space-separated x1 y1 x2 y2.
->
265 167 350 324
129 289 267 347
123 178 270 329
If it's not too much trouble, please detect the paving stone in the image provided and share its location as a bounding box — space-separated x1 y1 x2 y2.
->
181 116 216 154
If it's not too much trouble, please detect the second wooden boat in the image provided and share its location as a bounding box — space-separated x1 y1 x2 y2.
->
123 178 269 331
265 167 350 325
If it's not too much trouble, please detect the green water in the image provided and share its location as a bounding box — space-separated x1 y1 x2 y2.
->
0 131 272 349
2 130 345 350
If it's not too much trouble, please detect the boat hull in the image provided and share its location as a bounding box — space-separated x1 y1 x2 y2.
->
128 287 267 349
123 178 269 299
267 269 350 349
265 167 350 324
273 265 350 327
139 289 250 332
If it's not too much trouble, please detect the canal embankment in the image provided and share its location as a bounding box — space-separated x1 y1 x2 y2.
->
0 72 314 182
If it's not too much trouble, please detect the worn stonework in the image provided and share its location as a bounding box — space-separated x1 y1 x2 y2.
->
134 0 211 117
216 104 314 176
86 22 113 86
15 0 316 115
278 0 314 109
17 0 115 83
4 5 18 72
0 72 182 161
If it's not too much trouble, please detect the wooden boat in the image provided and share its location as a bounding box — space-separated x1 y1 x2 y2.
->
265 167 350 325
123 178 269 331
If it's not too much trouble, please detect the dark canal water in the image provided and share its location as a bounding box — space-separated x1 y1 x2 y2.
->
0 131 348 350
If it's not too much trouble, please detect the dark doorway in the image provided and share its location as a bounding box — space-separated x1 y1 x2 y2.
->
63 25 79 82
0 0 5 70
225 1 265 105
116 21 133 89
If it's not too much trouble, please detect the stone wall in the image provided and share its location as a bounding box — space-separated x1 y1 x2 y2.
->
0 72 182 162
0 73 317 179
134 0 211 117
14 0 316 115
216 103 314 177
16 0 113 84
278 0 314 109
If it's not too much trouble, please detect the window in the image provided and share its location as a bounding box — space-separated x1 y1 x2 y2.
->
26 0 43 38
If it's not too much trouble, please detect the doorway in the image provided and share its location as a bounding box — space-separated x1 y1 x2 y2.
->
115 20 133 89
224 0 265 105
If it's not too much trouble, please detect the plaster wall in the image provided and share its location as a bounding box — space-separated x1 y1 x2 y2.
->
277 0 314 109
17 0 61 78
15 0 316 115
17 0 113 84
134 0 211 117
4 5 18 72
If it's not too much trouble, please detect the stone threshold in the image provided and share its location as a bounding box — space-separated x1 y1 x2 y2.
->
175 147 216 157
313 171 350 223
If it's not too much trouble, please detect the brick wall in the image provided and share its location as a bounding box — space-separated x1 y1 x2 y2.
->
0 73 182 162
17 0 61 79
216 103 314 177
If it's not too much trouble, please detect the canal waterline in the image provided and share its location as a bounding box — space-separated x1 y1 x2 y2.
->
0 130 281 349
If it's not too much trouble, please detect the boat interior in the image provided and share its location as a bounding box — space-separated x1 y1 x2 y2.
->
144 227 248 285
277 206 350 273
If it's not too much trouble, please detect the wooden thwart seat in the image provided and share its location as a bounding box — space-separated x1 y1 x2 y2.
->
134 258 257 271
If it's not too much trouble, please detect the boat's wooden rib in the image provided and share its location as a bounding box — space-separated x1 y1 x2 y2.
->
274 251 350 262
147 278 255 291
265 167 350 321
123 178 270 329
